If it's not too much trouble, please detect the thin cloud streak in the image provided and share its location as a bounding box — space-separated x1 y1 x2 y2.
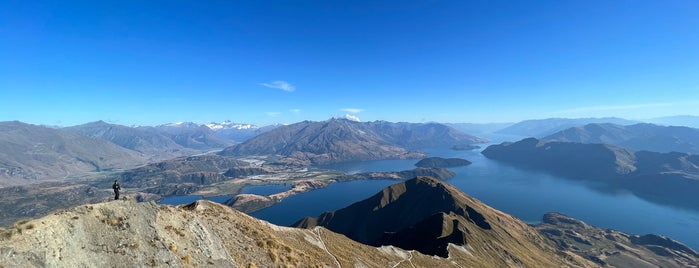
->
341 108 364 114
260 80 295 92
266 112 281 117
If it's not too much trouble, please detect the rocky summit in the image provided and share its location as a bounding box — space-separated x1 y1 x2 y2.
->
0 198 489 268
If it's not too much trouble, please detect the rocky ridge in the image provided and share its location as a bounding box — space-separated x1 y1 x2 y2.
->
0 198 583 267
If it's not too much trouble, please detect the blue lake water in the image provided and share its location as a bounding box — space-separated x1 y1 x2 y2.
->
158 185 290 205
158 133 699 250
250 142 699 251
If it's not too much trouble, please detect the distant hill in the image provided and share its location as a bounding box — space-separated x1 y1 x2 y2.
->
496 117 638 137
65 121 197 161
543 123 699 154
482 138 699 209
220 119 486 165
145 122 234 150
443 122 513 134
293 176 697 266
646 115 699 129
0 121 147 186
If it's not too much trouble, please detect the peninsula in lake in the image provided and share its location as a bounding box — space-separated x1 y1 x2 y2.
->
482 138 699 210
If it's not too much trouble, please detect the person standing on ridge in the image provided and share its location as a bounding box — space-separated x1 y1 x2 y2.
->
112 180 121 200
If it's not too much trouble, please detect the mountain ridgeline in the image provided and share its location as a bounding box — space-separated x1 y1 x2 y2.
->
496 117 639 137
543 123 699 154
482 138 699 209
219 118 486 165
0 121 148 186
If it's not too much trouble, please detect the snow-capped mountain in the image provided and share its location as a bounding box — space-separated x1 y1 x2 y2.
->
205 120 260 131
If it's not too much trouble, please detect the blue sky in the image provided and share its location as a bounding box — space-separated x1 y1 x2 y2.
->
1 1 698 126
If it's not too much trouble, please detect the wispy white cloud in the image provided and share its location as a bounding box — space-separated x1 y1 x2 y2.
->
344 114 361 122
260 80 295 92
266 112 281 117
290 109 301 114
556 102 673 114
341 108 364 114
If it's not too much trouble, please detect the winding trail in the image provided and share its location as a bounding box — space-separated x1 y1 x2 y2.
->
313 227 341 268
391 250 415 268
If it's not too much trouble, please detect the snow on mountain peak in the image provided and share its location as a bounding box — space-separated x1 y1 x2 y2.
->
205 121 259 130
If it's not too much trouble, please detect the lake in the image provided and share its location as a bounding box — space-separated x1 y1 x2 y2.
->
250 140 699 251
160 134 699 250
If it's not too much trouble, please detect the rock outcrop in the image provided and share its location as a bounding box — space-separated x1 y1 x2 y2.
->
537 213 699 268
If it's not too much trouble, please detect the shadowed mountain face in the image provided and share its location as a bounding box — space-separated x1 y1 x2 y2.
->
496 117 639 137
292 176 562 263
0 121 147 186
543 123 699 154
482 138 699 209
219 119 486 165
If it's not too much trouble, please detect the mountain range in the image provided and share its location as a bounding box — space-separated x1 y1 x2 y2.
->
496 117 639 137
220 118 486 165
482 138 699 209
3 177 697 266
543 123 699 154
0 121 147 186
646 115 699 128
65 121 198 161
205 120 280 143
